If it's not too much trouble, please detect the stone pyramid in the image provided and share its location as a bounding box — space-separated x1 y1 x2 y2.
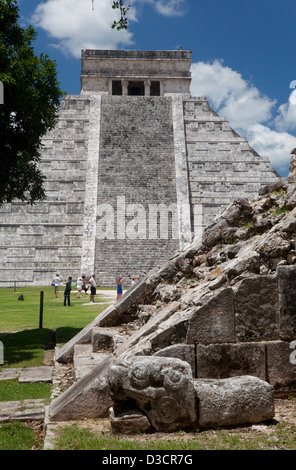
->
0 50 278 287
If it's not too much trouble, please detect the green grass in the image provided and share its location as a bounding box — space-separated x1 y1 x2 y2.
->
0 422 41 450
0 286 114 370
0 379 51 402
0 285 115 450
0 285 111 332
53 420 296 451
0 328 53 368
54 425 204 451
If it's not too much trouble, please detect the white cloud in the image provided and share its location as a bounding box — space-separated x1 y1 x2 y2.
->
245 124 296 173
136 0 187 16
31 0 135 58
190 60 296 175
152 0 187 16
31 0 187 58
274 90 296 132
30 1 296 177
190 60 275 129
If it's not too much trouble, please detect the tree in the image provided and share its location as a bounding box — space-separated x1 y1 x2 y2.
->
111 0 130 30
0 0 64 205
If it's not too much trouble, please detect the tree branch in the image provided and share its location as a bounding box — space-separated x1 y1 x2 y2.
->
111 1 130 30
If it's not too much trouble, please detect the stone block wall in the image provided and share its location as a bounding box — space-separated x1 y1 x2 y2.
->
183 269 296 394
183 98 279 230
0 95 90 286
81 49 192 95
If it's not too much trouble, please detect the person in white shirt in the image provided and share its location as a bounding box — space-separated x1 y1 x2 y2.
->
51 274 63 298
76 277 83 298
89 274 96 302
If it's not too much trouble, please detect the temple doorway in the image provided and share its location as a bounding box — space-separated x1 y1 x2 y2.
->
128 81 145 96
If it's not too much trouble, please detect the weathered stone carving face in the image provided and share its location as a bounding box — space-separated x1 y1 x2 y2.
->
108 356 197 432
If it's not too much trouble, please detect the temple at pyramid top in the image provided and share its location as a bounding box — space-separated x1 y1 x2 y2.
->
80 49 192 95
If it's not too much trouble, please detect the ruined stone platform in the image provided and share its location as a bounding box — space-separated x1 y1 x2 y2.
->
0 399 46 423
0 366 53 424
0 366 53 383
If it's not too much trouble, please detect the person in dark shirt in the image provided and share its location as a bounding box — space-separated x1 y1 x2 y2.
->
64 276 72 306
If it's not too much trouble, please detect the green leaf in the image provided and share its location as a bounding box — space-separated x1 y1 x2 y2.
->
0 0 63 205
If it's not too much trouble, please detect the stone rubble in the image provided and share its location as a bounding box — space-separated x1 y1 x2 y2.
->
45 159 296 433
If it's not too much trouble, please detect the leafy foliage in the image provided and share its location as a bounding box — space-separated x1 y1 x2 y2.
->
0 0 64 205
111 0 130 30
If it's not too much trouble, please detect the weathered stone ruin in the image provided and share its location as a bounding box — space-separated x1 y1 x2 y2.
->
1 47 295 432
46 162 296 432
0 49 279 287
108 358 274 433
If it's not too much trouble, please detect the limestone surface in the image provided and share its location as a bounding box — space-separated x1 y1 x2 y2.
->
194 375 274 428
108 356 197 432
49 167 296 425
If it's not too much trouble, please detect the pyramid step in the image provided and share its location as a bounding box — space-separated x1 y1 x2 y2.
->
73 344 109 381
91 326 124 353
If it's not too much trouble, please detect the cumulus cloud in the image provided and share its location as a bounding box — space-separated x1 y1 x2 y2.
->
190 60 296 175
30 0 187 58
31 0 135 58
274 90 296 132
190 60 275 130
30 1 295 176
246 124 296 173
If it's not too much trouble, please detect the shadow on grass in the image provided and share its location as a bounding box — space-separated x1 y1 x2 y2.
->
0 328 54 368
0 326 81 370
0 327 83 368
55 327 82 345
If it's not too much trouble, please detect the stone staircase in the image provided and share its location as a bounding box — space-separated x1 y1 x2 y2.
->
95 96 180 285
73 344 109 381
72 326 128 381
48 173 296 423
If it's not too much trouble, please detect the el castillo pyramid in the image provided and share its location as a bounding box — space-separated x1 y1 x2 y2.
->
0 49 279 287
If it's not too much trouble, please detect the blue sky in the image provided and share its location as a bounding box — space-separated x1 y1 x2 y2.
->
17 0 296 176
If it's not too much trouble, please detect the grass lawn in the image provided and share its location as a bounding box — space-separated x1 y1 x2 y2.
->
0 286 114 370
0 421 42 450
0 328 53 368
0 285 113 332
51 409 296 451
0 285 115 450
0 379 51 401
